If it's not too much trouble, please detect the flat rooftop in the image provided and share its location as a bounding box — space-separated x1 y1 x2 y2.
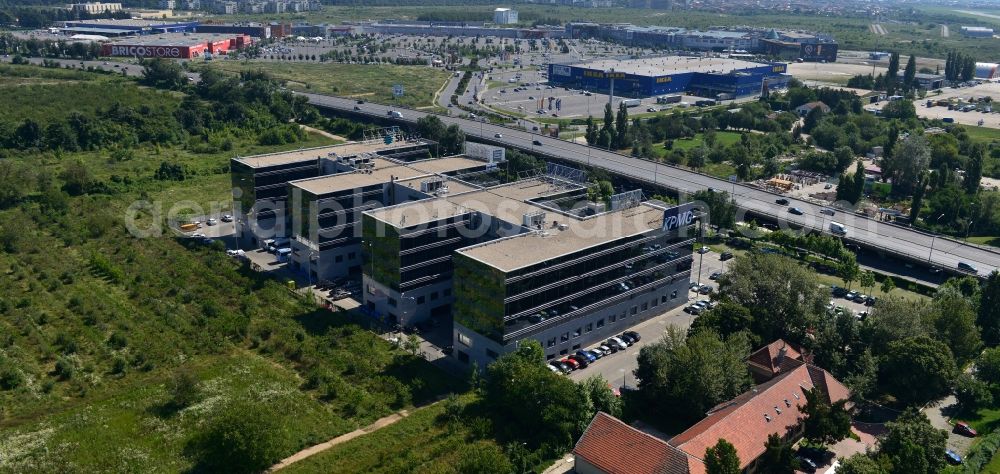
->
233 140 429 169
290 155 485 196
66 19 195 27
459 203 669 273
566 56 772 76
367 178 582 228
109 33 241 46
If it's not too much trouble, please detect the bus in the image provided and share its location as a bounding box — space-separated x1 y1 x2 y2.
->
621 98 641 108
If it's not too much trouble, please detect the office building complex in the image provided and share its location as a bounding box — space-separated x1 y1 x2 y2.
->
66 2 123 14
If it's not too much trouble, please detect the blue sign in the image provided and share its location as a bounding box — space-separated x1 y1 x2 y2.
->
662 202 697 232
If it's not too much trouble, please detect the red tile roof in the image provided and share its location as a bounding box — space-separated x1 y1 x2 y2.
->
746 339 804 379
573 412 690 474
669 363 849 470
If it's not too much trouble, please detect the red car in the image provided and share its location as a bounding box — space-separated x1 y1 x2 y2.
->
954 422 978 437
561 358 579 370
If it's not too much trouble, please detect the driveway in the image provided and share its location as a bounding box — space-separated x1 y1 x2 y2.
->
924 395 975 455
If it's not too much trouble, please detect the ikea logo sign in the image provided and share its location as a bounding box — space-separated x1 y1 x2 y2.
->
662 203 696 232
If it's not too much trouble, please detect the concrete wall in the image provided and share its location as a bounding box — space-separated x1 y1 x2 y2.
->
363 274 454 326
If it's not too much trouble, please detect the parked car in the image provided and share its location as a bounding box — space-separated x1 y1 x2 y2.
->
569 354 589 368
608 337 628 350
719 251 734 261
845 291 858 301
623 331 640 342
775 198 789 205
831 286 848 297
697 246 710 254
221 214 233 222
619 333 638 344
206 218 218 226
954 422 978 437
797 446 832 464
562 358 580 370
796 456 818 472
690 281 700 290
547 364 562 374
576 350 597 363
946 449 963 465
699 284 713 294
684 305 704 315
709 271 723 280
600 343 617 354
550 360 571 374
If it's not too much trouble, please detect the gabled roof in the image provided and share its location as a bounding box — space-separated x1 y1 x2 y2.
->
796 101 830 112
573 412 690 474
746 339 805 378
669 363 848 470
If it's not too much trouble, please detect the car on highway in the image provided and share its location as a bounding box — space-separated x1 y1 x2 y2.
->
356 100 364 104
775 198 789 205
954 422 978 437
532 140 542 146
820 208 835 216
958 261 979 274
494 133 503 138
789 207 804 215
354 106 360 111
719 251 734 261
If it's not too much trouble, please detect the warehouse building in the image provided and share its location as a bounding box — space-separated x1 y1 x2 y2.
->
62 19 199 36
196 22 272 39
230 134 437 251
962 26 995 38
493 8 519 25
547 56 789 99
100 33 251 58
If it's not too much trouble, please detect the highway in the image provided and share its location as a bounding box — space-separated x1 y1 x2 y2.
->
298 91 1000 277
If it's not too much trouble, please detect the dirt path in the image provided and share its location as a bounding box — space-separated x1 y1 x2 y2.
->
268 409 412 472
298 124 347 142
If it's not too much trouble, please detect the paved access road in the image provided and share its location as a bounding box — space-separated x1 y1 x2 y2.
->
299 91 1000 277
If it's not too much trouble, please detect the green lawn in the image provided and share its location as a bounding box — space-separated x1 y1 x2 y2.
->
968 236 1000 248
701 162 738 180
652 131 742 154
200 61 450 108
960 125 1000 144
282 394 490 474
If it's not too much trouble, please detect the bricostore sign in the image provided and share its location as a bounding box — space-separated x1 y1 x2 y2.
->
109 45 182 57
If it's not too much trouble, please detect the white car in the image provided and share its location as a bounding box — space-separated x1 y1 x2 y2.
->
206 218 218 226
221 214 233 222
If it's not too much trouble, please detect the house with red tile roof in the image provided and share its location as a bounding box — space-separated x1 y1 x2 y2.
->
745 339 806 383
573 341 850 474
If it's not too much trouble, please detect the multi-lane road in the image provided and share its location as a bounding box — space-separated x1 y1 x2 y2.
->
300 91 1000 277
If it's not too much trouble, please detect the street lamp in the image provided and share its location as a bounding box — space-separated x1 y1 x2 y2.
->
927 213 945 264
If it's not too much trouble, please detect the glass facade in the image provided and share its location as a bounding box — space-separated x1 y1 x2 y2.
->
362 214 402 290
455 224 698 344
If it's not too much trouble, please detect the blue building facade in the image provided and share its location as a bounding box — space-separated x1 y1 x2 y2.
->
63 20 200 36
547 62 790 99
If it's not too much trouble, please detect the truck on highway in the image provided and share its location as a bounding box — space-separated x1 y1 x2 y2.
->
656 95 682 104
621 98 641 108
829 222 847 235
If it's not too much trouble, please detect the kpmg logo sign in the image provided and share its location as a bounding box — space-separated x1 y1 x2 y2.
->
662 203 696 232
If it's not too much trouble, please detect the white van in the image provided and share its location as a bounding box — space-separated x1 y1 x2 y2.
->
829 222 847 235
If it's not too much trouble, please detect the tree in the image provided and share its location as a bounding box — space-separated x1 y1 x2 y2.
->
141 58 187 90
579 375 622 419
800 387 852 445
860 271 876 295
929 289 982 364
693 189 737 230
440 123 466 155
903 54 917 93
839 252 860 289
954 373 993 410
886 52 900 95
634 328 752 425
909 173 927 224
705 439 741 474
0 161 33 209
456 442 514 474
166 368 200 410
879 336 957 406
416 115 447 143
719 253 826 343
878 408 947 474
837 453 888 474
688 300 754 341
189 399 289 473
881 99 916 120
759 433 796 474
484 340 589 450
601 102 614 145
884 135 929 195
976 346 1000 384
585 115 597 145
965 143 984 194
614 102 630 149
880 276 896 295
59 160 94 196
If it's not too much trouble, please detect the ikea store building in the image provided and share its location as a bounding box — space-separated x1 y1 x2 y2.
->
547 56 790 99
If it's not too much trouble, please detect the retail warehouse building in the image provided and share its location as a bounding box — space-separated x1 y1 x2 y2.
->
547 56 790 99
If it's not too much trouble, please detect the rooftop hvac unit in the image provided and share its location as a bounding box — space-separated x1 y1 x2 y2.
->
420 178 445 193
523 210 546 229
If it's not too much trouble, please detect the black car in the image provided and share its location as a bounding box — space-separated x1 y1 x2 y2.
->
719 251 734 261
619 333 638 344
532 140 543 146
568 354 589 368
831 286 848 298
796 456 818 473
775 198 789 205
798 446 832 464
549 360 571 374
789 207 804 215
623 331 640 343
356 100 364 104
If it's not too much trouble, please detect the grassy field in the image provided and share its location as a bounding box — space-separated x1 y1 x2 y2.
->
282 394 495 474
199 61 450 108
652 131 742 154
0 65 466 471
960 125 1000 144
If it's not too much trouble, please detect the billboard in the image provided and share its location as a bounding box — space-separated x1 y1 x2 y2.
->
551 64 571 76
661 202 697 232
465 142 505 164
